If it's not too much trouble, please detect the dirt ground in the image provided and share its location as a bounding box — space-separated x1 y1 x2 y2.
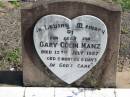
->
0 2 21 71
117 71 130 88
116 11 130 88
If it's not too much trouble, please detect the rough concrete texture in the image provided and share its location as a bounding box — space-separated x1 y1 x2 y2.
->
22 0 121 87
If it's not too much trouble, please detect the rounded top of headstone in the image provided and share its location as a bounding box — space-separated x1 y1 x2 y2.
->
29 0 122 11
49 0 121 11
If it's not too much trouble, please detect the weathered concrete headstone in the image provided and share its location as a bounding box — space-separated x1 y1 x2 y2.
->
22 0 121 87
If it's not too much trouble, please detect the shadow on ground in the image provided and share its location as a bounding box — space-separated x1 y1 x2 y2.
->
0 71 23 86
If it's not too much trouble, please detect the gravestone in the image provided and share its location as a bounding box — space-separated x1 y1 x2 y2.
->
22 0 121 87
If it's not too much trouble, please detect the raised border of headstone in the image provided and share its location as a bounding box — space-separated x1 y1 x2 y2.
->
22 0 121 87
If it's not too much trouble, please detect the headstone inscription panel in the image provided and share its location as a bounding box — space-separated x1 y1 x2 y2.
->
33 15 107 84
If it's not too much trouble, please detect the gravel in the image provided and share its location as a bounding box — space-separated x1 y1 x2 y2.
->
0 8 21 71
